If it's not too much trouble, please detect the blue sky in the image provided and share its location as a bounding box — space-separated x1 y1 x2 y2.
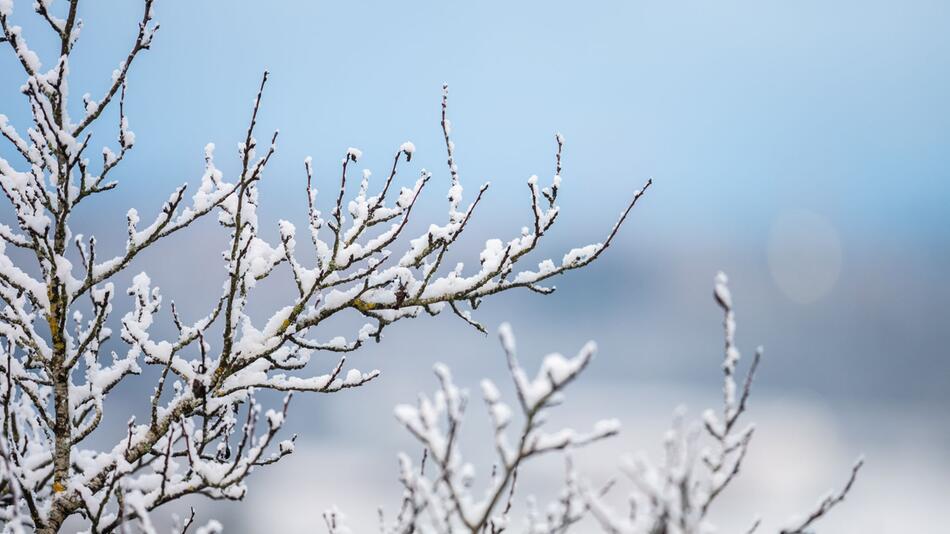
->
7 0 937 398
5 0 949 242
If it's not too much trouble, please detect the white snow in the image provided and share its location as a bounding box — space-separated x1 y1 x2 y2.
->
562 244 600 266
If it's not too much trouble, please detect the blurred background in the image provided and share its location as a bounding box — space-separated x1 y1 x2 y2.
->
1 0 949 532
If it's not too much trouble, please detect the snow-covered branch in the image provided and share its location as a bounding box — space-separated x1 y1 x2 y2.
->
583 273 862 534
373 324 618 534
0 0 649 531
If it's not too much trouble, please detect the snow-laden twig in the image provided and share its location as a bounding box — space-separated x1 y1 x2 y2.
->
374 324 618 534
583 272 862 534
778 457 864 534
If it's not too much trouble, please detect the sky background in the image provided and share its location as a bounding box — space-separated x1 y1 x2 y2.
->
1 0 949 532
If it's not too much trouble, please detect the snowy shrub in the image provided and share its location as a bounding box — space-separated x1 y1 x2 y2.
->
0 1 650 532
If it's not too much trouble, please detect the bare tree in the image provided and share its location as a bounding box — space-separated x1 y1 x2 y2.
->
0 1 650 532
361 273 861 534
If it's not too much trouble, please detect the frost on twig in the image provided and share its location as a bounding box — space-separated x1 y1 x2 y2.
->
323 506 352 534
0 0 650 531
370 324 618 534
583 272 863 534
778 457 864 534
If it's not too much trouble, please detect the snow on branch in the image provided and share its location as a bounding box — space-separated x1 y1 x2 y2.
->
778 457 864 534
583 272 863 534
0 0 650 531
371 324 618 534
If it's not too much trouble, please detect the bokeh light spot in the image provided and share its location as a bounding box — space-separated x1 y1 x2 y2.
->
767 210 842 304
